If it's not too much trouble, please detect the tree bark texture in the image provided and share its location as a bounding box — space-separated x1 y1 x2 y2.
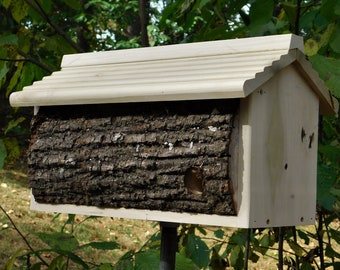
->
28 100 239 216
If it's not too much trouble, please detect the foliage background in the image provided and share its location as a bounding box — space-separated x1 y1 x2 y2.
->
0 0 339 269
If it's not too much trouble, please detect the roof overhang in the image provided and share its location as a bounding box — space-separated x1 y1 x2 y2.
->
9 34 338 115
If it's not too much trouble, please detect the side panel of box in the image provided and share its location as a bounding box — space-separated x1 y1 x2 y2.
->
243 65 319 228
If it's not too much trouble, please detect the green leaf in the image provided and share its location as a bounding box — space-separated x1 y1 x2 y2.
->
320 0 339 21
0 62 9 84
185 234 210 268
4 249 23 270
210 247 225 268
57 250 89 269
61 213 75 232
297 229 310 245
195 225 207 236
249 0 274 27
287 240 304 257
2 138 20 166
319 144 340 164
229 230 247 246
258 234 270 255
301 262 314 270
330 187 340 198
11 0 29 23
81 241 119 250
0 34 18 46
305 39 320 56
317 163 337 210
2 0 12 9
48 255 65 270
329 228 340 245
4 117 25 134
214 229 225 239
17 29 33 53
181 0 194 13
35 232 79 252
281 2 297 27
325 262 340 268
159 1 184 28
98 264 114 270
299 10 318 31
63 0 81 10
6 62 23 97
197 0 210 9
175 252 199 270
135 250 160 270
9 61 44 96
249 250 260 263
113 250 134 270
28 7 42 22
309 54 340 98
37 0 52 14
330 24 340 53
325 244 340 259
229 245 244 270
305 23 336 56
0 139 7 170
335 2 340 15
44 34 77 55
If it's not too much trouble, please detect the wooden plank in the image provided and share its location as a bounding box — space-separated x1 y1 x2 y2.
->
244 65 318 228
61 34 303 68
30 196 246 227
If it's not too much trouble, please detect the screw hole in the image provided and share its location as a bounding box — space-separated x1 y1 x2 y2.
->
266 219 270 225
308 133 314 149
301 128 306 142
300 217 304 222
284 163 288 170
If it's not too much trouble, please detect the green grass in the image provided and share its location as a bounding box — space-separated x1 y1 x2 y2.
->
1 169 338 269
0 170 158 268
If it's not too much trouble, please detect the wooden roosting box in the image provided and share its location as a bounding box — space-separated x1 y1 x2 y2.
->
10 34 338 228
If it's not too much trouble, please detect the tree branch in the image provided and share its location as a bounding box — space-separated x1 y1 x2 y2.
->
17 49 55 73
0 58 26 62
243 228 251 270
317 211 325 269
138 0 150 47
278 227 284 270
0 52 55 73
0 204 49 266
24 0 84 53
295 0 302 35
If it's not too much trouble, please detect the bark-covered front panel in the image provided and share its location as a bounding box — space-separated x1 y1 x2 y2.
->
29 100 239 215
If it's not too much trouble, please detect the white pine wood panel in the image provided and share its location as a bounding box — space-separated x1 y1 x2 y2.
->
61 34 304 67
9 34 337 114
30 195 250 228
22 51 287 90
10 79 245 106
244 65 319 228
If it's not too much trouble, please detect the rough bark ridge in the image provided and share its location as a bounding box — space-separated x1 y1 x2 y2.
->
28 100 238 215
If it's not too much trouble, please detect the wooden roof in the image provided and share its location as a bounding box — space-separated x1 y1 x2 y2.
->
10 34 337 114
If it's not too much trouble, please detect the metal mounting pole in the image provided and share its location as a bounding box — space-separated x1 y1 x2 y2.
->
160 222 179 270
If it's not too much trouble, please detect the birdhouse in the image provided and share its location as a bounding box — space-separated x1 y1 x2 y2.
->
10 34 338 228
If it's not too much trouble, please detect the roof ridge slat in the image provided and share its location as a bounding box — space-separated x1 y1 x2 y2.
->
61 34 303 68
